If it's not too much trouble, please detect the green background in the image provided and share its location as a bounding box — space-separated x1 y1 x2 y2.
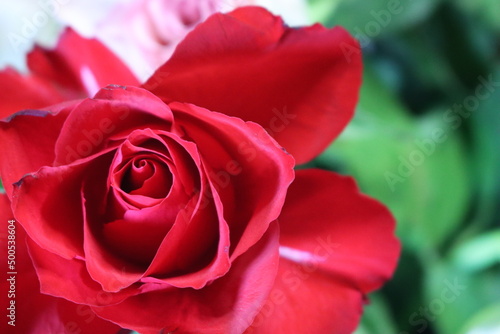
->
307 0 500 333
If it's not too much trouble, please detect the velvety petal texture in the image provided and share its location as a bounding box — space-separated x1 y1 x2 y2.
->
144 6 362 164
0 28 139 118
93 222 281 334
0 194 120 334
4 82 294 333
0 99 79 196
169 103 295 260
0 7 399 334
245 169 400 333
0 68 63 119
53 85 173 165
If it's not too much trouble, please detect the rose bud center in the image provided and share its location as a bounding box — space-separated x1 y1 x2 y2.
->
119 156 173 199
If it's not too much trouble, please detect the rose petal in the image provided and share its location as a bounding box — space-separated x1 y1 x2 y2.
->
49 299 122 334
245 257 364 334
170 102 295 261
279 169 400 292
142 180 230 289
84 156 225 291
0 194 121 334
83 180 148 293
245 169 400 333
81 128 219 290
92 221 280 334
108 128 196 210
0 102 73 196
0 28 140 119
11 163 90 259
27 28 140 97
0 68 65 118
121 158 172 196
144 7 362 164
10 149 116 261
27 238 140 307
53 85 173 166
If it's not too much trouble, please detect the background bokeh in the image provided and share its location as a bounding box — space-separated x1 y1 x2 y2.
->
0 1 499 333
306 1 500 333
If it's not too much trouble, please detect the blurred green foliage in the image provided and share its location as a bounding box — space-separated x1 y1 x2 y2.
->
308 0 500 333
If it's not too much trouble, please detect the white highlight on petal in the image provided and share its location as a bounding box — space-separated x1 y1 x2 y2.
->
80 66 100 96
279 246 326 264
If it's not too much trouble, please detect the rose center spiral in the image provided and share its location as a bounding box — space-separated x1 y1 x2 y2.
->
119 156 172 199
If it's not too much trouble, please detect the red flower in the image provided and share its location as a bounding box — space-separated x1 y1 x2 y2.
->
0 7 399 334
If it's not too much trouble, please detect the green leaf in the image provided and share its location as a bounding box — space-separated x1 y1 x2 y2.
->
469 69 500 228
309 0 442 35
459 303 500 334
405 113 470 248
355 65 413 127
451 230 500 272
455 0 500 32
354 293 398 334
421 262 473 334
307 0 343 23
422 257 500 334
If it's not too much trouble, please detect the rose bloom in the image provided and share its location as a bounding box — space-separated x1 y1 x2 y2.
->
0 7 400 334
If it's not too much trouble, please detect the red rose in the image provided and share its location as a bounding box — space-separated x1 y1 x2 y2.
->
0 7 400 334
